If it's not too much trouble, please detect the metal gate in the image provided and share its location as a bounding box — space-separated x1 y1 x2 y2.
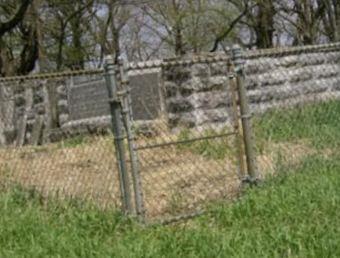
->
104 45 257 224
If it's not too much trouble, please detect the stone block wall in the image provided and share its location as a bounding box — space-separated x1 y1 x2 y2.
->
0 68 166 145
0 79 67 145
0 83 16 145
162 58 232 129
162 44 340 130
1 43 340 146
243 46 340 114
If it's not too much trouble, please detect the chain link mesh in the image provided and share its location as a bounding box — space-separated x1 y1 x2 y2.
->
247 44 340 182
0 71 122 210
0 42 339 224
125 56 242 223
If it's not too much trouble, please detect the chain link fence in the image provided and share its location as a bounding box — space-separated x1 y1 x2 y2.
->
245 43 340 182
0 69 122 210
0 42 339 224
124 53 246 223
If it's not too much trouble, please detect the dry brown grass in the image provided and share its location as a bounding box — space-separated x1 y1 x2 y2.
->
0 136 120 207
0 134 313 220
138 145 240 218
257 140 316 178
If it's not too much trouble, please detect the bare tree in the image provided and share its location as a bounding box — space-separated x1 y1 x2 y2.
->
277 0 326 45
1 0 339 77
90 0 131 65
0 0 39 76
43 0 95 70
321 0 340 42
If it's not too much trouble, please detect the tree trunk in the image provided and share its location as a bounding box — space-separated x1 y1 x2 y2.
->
174 23 185 56
254 0 275 48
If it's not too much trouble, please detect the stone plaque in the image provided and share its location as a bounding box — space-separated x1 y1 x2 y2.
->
68 76 110 121
129 71 162 120
67 71 162 122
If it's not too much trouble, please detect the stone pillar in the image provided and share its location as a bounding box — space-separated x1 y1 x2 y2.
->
162 56 231 130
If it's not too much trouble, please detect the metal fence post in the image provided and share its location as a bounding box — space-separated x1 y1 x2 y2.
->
104 56 133 214
118 60 146 221
231 45 259 183
228 70 246 180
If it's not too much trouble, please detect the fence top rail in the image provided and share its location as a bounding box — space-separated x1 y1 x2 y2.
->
126 54 231 71
0 54 231 83
125 42 340 71
0 68 104 83
245 42 340 59
1 41 339 83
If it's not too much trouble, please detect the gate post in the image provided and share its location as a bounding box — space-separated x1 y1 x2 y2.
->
228 70 246 180
118 60 145 221
104 56 133 214
231 45 259 184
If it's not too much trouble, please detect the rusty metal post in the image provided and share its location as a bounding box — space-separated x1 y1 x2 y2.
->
104 56 133 214
231 45 258 183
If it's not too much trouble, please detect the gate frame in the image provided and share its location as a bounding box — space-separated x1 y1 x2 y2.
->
230 45 259 184
107 50 258 223
104 56 133 215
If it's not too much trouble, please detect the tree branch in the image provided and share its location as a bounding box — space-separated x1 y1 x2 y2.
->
210 3 252 52
0 0 32 37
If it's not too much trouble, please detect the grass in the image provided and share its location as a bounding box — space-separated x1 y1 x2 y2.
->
176 100 340 160
255 100 340 149
1 100 340 257
0 155 340 257
58 135 93 148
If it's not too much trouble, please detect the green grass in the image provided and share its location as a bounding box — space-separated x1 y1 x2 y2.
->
0 156 340 257
255 100 340 149
57 135 90 148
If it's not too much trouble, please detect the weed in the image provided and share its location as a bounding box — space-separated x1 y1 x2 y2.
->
58 135 88 148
